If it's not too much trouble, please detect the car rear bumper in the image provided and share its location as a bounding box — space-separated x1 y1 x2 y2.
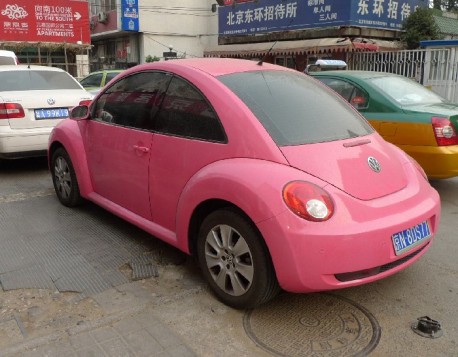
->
256 178 441 293
0 127 52 159
401 144 458 179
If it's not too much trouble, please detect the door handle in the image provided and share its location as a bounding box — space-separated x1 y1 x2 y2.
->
133 145 150 153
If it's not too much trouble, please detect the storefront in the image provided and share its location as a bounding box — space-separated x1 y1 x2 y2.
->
204 37 400 72
90 34 140 71
206 0 422 70
88 0 140 72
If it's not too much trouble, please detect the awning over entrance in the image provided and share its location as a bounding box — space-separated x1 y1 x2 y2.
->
204 38 401 57
1 41 92 51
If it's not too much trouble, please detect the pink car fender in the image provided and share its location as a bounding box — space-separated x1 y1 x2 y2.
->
174 158 325 254
49 120 94 197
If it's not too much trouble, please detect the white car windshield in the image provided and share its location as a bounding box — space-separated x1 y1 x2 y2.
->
369 76 448 106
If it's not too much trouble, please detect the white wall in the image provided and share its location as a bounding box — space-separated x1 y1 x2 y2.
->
138 0 219 62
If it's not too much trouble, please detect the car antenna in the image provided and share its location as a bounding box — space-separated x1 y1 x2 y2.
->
257 41 277 66
257 15 295 66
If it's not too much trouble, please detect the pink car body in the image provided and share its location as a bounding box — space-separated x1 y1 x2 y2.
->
48 58 441 308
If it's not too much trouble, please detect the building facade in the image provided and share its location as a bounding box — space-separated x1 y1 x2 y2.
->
89 0 218 72
205 0 429 71
0 0 219 76
433 8 458 39
1 0 448 77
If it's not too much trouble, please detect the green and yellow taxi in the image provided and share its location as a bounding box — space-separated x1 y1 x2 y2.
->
311 70 458 179
80 69 123 95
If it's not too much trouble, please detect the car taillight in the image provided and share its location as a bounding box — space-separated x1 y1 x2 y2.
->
432 117 458 146
283 181 334 222
0 103 25 120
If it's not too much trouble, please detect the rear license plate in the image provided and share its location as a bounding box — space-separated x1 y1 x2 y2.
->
35 108 69 119
392 220 431 256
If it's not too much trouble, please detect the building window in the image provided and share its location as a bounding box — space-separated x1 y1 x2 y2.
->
275 56 296 69
90 0 116 15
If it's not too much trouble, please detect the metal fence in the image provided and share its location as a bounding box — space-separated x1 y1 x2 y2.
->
348 48 458 103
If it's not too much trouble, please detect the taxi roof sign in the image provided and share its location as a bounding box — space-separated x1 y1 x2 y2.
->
305 60 347 74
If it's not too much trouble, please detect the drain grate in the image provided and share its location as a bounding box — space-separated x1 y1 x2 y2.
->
129 255 159 281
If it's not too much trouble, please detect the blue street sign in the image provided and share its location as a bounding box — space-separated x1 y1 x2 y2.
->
122 0 139 32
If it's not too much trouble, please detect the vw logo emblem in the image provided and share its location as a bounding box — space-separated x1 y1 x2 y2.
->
368 157 381 173
47 98 56 105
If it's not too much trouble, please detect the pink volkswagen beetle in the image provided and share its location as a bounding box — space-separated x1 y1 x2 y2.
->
48 58 440 309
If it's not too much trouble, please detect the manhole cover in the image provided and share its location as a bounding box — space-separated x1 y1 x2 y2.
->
244 293 380 357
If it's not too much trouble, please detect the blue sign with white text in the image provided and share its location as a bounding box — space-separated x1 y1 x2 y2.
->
122 0 139 32
218 0 426 36
350 0 423 30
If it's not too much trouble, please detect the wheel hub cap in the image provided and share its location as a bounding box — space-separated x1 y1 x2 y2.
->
204 224 254 297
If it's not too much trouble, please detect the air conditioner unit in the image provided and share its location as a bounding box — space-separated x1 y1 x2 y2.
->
97 11 108 23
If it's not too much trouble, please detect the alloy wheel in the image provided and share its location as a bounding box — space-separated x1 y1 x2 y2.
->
204 224 254 296
54 156 72 200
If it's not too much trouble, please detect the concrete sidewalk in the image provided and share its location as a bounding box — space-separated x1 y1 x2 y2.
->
0 282 196 357
0 275 269 357
3 307 196 357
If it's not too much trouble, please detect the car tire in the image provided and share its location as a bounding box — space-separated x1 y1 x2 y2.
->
51 147 83 207
197 208 280 309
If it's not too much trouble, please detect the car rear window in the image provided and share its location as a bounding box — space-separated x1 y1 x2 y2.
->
80 73 103 88
218 70 373 146
0 57 16 65
0 70 82 91
368 75 448 106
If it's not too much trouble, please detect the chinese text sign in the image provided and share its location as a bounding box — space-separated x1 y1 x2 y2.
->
0 0 90 44
218 0 425 36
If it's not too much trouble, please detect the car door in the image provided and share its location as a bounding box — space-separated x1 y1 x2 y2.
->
147 75 227 234
84 71 170 220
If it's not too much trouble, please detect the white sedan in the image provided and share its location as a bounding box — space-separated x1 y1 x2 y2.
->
0 65 92 159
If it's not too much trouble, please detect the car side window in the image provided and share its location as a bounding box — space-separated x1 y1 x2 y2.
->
81 73 103 88
92 71 171 130
319 78 369 110
349 87 369 110
153 76 226 142
105 72 119 84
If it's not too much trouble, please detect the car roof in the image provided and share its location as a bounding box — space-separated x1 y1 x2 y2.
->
125 58 293 77
0 50 16 56
0 64 66 72
311 70 401 80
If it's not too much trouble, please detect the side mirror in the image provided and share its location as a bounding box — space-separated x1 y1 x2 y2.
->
70 105 89 120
